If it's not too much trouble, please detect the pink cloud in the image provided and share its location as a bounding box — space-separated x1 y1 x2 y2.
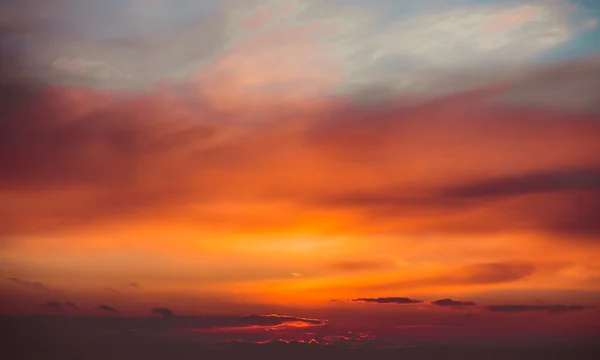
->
485 6 540 33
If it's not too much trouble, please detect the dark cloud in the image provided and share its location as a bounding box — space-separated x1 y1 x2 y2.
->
441 166 600 199
5 277 49 291
128 282 139 288
99 304 118 313
432 299 476 307
40 300 79 312
63 301 79 309
352 297 423 304
40 301 63 311
317 165 600 240
485 305 588 314
102 287 121 294
0 84 225 238
151 307 175 318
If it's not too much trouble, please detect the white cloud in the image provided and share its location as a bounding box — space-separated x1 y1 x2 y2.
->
202 0 594 95
10 0 596 96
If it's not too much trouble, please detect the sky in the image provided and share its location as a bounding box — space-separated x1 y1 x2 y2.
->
1 0 600 352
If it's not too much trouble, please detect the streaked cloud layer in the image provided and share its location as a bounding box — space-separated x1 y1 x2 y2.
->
1 0 599 348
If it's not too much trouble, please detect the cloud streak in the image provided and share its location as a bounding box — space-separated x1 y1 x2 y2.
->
99 304 118 313
432 299 477 307
485 305 588 314
152 307 175 317
6 277 50 292
352 297 423 304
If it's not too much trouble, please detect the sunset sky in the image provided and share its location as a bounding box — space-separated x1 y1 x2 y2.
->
1 0 600 348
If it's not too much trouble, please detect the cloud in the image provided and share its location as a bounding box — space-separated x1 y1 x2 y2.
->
432 299 476 307
173 314 327 335
441 166 600 199
52 57 132 81
352 297 422 304
485 304 588 314
40 301 63 311
316 163 600 240
63 301 79 309
367 262 536 292
99 304 118 313
152 307 175 317
128 282 139 288
449 263 537 285
5 277 49 292
2 0 596 95
102 287 121 294
496 54 600 113
40 300 78 312
1 28 599 250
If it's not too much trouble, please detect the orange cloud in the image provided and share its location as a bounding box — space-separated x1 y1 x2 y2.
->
1 51 600 313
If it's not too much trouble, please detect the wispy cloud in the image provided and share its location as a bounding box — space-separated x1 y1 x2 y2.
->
151 307 175 317
99 304 118 313
352 297 423 304
40 300 79 312
102 287 121 294
6 277 50 292
485 304 589 314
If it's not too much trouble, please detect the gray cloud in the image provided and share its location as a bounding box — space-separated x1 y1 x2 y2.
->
432 299 477 307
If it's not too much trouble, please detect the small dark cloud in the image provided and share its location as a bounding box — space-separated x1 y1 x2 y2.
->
6 277 49 291
40 301 63 311
485 305 588 314
432 299 476 307
63 301 78 309
40 300 78 311
352 297 423 304
128 282 139 288
99 304 118 313
102 287 121 294
152 307 175 317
